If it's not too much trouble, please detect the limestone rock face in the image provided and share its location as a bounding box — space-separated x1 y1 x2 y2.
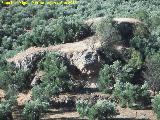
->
85 17 142 26
7 17 142 77
8 47 46 71
7 36 102 79
18 52 45 71
66 48 101 77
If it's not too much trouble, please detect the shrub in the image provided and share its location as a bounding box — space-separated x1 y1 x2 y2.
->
152 93 160 120
130 36 158 57
113 81 150 109
0 65 31 91
13 70 31 91
88 100 117 120
1 36 13 50
97 61 121 93
97 51 143 93
5 84 18 106
22 17 93 48
121 48 143 68
38 52 73 92
0 55 7 70
23 99 49 120
76 99 117 120
130 23 159 56
31 84 59 102
0 101 13 120
2 46 23 59
76 100 91 118
144 52 160 94
96 18 122 63
0 85 17 120
117 48 143 84
96 17 113 38
0 70 13 90
30 52 74 105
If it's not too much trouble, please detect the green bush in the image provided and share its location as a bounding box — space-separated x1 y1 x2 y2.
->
96 18 122 63
5 84 18 106
13 70 31 91
144 52 160 94
31 84 59 102
130 36 158 57
97 50 143 93
121 48 143 68
130 23 159 56
21 17 93 48
30 52 74 106
152 93 160 120
2 46 23 59
0 101 13 120
76 100 92 118
0 70 14 90
1 36 13 50
76 99 117 120
88 100 117 120
97 61 121 93
117 48 143 84
96 17 114 38
0 85 17 120
113 81 150 109
0 65 31 91
38 52 73 92
23 99 49 120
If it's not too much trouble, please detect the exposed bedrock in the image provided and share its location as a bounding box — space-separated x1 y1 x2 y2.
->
7 36 103 80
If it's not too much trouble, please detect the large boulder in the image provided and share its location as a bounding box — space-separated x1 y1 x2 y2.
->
64 47 101 78
7 36 102 80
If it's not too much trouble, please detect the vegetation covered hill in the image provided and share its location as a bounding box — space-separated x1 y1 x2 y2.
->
1 0 160 120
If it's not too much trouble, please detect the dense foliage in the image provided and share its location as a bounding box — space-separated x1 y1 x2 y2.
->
0 101 13 120
18 17 93 48
23 99 49 120
88 100 117 120
152 93 160 120
0 0 160 51
114 81 150 109
38 52 73 93
0 57 31 91
76 99 117 120
0 85 17 120
1 0 160 119
144 52 160 94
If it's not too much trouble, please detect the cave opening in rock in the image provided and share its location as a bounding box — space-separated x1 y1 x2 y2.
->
117 22 134 46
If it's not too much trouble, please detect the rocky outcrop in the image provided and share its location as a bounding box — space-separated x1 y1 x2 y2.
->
63 47 101 78
7 36 102 80
8 47 46 71
85 17 142 26
7 17 142 81
31 71 45 86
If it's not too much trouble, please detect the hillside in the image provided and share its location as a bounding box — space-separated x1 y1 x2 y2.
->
1 0 160 120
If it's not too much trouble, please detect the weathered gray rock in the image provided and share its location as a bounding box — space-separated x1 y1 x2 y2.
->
64 48 101 78
85 17 142 26
8 48 46 71
7 36 102 80
31 71 45 86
